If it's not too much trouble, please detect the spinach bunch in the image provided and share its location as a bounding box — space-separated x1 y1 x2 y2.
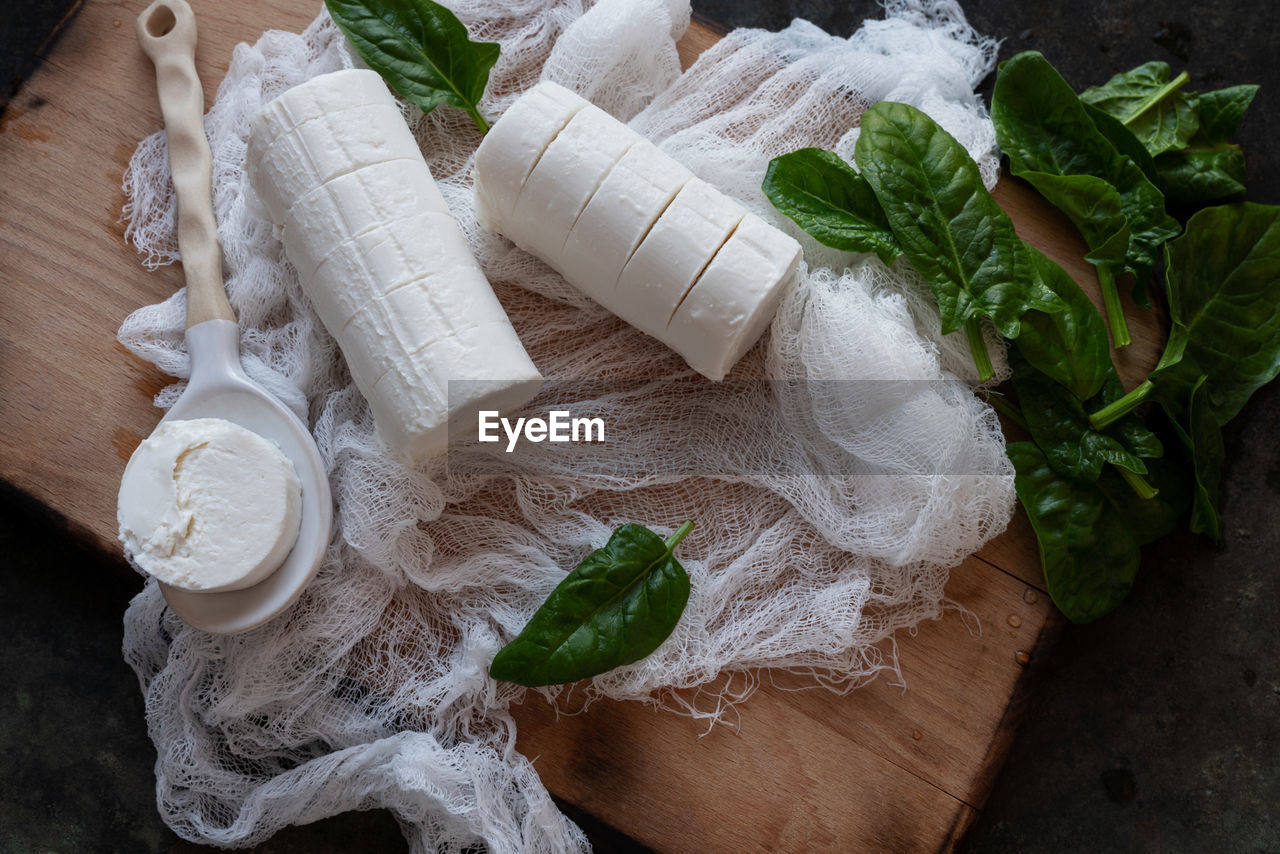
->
992 52 1180 346
764 54 1280 623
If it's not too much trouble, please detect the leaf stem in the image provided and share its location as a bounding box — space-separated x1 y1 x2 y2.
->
986 393 1028 431
966 318 995 383
1125 71 1191 126
1089 379 1155 430
467 106 491 135
664 520 695 552
1116 465 1159 500
1098 265 1132 349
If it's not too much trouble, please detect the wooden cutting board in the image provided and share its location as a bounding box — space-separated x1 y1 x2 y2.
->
0 3 1162 851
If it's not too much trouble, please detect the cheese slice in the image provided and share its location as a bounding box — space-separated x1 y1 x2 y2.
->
282 159 449 283
369 322 543 461
117 418 302 592
559 140 693 306
249 69 394 165
473 81 589 232
250 103 423 223
502 104 640 272
613 178 745 338
302 210 487 332
667 213 802 380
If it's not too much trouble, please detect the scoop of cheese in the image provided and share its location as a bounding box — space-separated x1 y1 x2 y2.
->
248 68 542 461
472 81 802 381
117 418 302 592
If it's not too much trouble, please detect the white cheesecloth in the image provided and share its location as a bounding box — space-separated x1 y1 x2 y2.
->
118 1 1013 850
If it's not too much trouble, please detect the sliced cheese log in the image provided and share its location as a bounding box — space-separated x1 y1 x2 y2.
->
369 323 543 462
667 213 803 380
250 102 423 223
560 140 693 305
473 81 589 231
474 82 802 381
248 69 542 462
612 179 744 338
502 104 639 272
282 159 449 283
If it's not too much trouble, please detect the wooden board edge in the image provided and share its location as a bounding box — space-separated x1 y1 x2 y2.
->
938 609 1068 851
0 479 131 572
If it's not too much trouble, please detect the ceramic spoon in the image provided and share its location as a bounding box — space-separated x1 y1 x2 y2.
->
135 0 332 633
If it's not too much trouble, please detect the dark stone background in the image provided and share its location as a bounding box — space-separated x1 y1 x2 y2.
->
2 1 1277 851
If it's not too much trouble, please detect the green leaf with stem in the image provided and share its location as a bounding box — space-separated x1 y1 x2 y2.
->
1010 350 1160 485
854 101 1063 382
490 521 694 687
1080 61 1198 156
325 0 499 134
1093 203 1280 431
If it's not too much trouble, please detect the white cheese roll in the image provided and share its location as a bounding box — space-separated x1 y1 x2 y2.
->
249 69 542 462
473 80 801 381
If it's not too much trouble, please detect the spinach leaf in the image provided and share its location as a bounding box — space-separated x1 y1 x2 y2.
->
1184 376 1225 540
490 521 694 686
1080 61 1198 156
1016 171 1130 266
854 101 1061 380
1150 203 1280 425
1008 442 1143 623
325 0 499 134
992 52 1179 345
762 148 901 264
1015 245 1112 400
1154 85 1258 203
1194 85 1259 141
1095 455 1189 546
1085 103 1162 185
1156 146 1247 203
1094 372 1164 463
1011 350 1157 483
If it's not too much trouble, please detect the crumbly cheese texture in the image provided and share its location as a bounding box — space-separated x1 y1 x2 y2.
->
117 418 302 592
473 81 802 381
248 69 542 462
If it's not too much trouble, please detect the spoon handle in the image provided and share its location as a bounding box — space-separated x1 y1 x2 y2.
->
137 0 235 328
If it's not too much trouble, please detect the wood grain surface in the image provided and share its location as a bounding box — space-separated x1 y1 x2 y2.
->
0 2 1160 851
